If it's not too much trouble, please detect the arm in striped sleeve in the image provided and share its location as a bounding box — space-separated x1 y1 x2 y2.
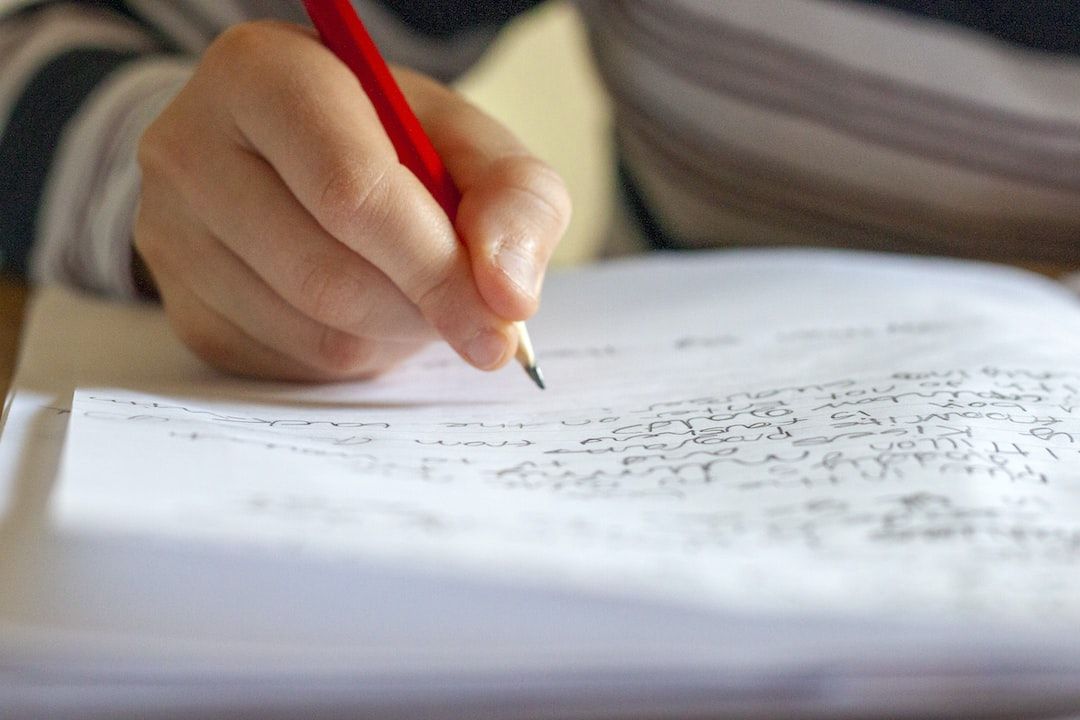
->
0 1 196 298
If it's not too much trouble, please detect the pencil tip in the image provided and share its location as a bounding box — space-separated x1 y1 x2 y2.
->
526 364 546 390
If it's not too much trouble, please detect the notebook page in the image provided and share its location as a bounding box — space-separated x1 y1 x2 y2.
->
54 250 1080 625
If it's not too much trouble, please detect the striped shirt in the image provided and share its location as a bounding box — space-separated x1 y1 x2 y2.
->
1 1 1078 298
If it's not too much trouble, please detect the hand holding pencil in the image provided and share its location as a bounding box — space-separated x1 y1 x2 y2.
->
133 16 569 382
303 0 548 388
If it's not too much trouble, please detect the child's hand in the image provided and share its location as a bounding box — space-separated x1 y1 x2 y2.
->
135 21 570 381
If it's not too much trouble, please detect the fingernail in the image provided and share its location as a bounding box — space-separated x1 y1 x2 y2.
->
495 242 540 299
465 328 509 370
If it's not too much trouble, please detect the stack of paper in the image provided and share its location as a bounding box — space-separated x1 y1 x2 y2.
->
3 249 1080 718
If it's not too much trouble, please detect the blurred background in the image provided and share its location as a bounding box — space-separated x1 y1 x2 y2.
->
455 1 611 266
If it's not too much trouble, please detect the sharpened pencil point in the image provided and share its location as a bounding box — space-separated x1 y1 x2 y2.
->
513 321 544 390
526 364 546 390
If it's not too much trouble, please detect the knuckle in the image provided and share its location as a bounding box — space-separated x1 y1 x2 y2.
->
137 94 207 193
205 22 303 104
412 269 455 319
205 22 293 120
494 156 572 233
313 326 373 375
316 161 396 240
297 258 365 326
209 21 276 63
137 119 183 181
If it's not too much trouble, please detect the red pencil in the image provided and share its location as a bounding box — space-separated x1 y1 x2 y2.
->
301 0 459 217
301 0 544 388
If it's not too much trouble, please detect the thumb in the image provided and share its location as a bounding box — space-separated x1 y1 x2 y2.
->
397 68 572 321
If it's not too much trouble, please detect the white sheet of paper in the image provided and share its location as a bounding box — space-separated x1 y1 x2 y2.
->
56 250 1080 622
8 249 1080 718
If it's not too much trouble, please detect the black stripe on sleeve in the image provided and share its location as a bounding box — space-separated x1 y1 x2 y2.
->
836 0 1080 56
373 0 545 39
0 47 140 278
617 157 689 253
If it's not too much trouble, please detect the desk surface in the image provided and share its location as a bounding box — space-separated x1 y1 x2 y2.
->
1 277 28 399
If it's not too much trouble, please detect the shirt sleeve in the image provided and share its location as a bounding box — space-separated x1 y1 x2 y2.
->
0 1 194 297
